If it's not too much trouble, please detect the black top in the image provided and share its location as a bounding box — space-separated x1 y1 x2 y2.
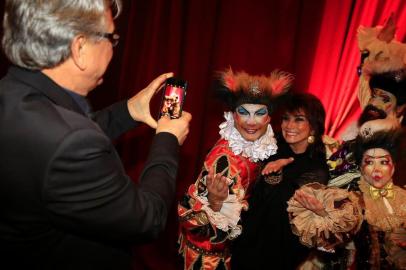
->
231 138 329 270
0 66 180 270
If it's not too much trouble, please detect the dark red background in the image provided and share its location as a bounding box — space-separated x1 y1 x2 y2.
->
1 1 405 269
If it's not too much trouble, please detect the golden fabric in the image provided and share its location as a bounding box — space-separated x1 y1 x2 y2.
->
359 178 406 231
369 182 394 200
287 182 363 249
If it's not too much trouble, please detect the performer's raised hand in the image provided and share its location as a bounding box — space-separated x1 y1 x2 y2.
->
206 169 229 212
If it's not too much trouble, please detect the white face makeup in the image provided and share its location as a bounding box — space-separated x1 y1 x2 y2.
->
281 110 312 154
361 148 394 189
233 104 270 142
359 88 401 137
369 88 397 114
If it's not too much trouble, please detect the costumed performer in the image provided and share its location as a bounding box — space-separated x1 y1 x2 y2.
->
178 69 293 270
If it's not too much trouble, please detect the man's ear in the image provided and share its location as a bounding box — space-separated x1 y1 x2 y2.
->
71 35 87 71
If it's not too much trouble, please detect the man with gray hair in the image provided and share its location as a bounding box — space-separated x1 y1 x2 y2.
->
0 1 191 269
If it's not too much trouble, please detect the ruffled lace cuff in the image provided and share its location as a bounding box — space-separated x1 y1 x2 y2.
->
195 194 244 239
287 183 363 250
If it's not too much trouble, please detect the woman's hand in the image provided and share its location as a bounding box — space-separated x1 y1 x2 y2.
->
206 169 229 212
261 157 294 175
294 190 327 217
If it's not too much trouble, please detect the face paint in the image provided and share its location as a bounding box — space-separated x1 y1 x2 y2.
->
281 110 312 153
369 89 396 114
361 148 394 189
233 104 270 141
359 88 401 137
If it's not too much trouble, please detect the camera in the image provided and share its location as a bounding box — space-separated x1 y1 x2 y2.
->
159 77 187 119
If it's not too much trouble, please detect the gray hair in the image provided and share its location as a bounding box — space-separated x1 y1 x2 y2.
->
2 0 122 70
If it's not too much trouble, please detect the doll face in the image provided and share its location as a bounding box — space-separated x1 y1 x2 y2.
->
359 89 400 137
281 109 313 153
369 89 397 113
361 148 394 189
233 104 270 141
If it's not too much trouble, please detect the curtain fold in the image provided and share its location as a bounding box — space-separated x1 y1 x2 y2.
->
307 0 406 138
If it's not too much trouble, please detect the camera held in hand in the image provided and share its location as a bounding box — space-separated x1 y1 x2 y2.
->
159 77 187 119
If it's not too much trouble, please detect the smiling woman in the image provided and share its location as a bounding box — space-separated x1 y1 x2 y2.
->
281 110 312 154
231 93 329 270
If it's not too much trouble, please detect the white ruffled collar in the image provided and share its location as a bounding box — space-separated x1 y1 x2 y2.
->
219 112 278 162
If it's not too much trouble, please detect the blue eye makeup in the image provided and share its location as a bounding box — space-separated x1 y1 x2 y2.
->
255 108 268 116
236 106 249 115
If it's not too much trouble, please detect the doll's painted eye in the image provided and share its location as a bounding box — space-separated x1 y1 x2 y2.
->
363 159 373 166
381 159 389 165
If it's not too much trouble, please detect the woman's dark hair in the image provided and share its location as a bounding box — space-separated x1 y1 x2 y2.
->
353 131 400 166
281 93 326 157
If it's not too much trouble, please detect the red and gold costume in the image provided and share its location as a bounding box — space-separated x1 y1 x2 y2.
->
177 68 293 270
178 138 261 269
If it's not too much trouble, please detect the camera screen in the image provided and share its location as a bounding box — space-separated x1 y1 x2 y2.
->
160 84 185 119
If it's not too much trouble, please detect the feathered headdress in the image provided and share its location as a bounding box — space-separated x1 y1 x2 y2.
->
216 68 294 113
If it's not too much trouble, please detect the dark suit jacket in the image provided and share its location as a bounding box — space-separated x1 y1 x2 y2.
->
0 66 180 269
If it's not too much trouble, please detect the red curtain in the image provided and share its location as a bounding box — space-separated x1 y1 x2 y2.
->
306 0 406 138
103 2 326 268
103 1 404 269
1 1 405 269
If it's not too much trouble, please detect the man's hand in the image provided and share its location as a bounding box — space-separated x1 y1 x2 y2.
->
127 72 174 128
156 112 192 145
261 157 294 175
206 169 229 212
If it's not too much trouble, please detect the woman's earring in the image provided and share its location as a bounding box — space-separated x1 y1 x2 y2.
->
307 135 315 144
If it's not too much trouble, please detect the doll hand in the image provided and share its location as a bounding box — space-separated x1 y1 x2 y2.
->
294 190 327 217
206 169 229 212
261 157 294 175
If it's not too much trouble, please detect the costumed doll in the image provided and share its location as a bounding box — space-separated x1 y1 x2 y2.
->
177 69 293 270
288 131 406 269
328 15 406 188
